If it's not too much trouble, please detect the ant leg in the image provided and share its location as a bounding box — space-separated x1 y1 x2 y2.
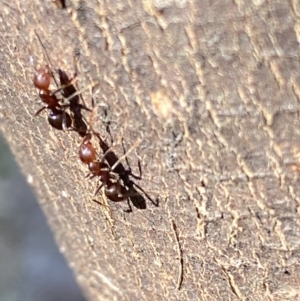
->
64 82 99 104
92 199 105 207
51 76 78 96
121 139 142 180
110 140 141 172
124 199 133 213
34 106 47 116
119 187 146 211
100 149 111 162
100 144 120 163
86 172 96 180
77 103 92 112
94 182 105 196
131 182 159 207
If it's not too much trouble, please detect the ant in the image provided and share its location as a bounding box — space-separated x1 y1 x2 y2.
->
33 33 94 132
33 65 72 130
77 106 158 210
78 133 139 204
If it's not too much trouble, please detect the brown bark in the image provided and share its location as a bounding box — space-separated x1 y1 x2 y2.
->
1 0 300 300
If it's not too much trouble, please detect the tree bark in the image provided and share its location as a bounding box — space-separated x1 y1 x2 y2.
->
1 0 300 300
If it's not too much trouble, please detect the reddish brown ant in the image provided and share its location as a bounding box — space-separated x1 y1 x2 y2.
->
33 32 95 133
79 133 140 203
33 65 72 130
77 107 158 210
33 33 76 130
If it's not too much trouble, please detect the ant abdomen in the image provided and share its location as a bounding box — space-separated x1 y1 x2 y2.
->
48 108 72 130
104 182 127 202
34 66 51 90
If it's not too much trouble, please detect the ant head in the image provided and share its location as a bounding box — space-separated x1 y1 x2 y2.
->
34 65 51 90
79 135 97 164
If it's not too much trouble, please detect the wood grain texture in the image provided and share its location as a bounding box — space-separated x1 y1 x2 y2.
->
1 0 300 300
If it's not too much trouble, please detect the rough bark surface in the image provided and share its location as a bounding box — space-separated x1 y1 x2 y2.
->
1 0 300 300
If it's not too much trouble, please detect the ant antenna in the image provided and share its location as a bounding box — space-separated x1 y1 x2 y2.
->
34 30 60 88
71 53 88 106
85 101 97 132
110 140 141 172
81 98 109 137
50 76 78 96
64 81 99 103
